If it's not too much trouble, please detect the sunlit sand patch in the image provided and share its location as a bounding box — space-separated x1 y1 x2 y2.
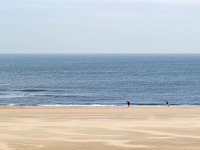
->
149 136 175 139
6 132 151 149
104 140 153 148
42 138 154 148
131 129 200 139
14 143 43 149
0 143 13 150
47 129 92 137
0 134 21 140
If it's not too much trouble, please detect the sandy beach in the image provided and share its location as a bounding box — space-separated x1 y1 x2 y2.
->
0 106 200 150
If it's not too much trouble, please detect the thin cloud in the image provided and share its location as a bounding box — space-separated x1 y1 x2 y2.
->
131 0 200 5
2 0 200 6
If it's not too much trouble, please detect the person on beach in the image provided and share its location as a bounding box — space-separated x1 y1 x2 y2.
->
166 101 169 107
127 101 131 107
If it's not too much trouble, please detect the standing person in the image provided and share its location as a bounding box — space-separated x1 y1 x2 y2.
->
166 101 169 107
127 101 131 107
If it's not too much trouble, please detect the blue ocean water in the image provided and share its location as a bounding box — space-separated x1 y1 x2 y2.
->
0 54 200 106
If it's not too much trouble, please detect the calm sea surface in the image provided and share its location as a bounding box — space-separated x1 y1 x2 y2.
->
0 54 200 106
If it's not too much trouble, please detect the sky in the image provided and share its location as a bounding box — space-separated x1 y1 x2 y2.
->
0 0 200 53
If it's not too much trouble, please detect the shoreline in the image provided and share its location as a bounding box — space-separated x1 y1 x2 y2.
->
0 104 200 108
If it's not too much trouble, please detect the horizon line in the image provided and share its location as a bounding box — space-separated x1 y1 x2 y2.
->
0 52 200 55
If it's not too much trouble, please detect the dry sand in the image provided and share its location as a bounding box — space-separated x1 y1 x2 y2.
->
0 106 200 150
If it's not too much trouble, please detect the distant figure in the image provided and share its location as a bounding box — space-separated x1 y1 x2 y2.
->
127 101 131 107
166 101 169 107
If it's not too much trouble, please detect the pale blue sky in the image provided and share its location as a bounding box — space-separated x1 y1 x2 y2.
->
0 0 200 53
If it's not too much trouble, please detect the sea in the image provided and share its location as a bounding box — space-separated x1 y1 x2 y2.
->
0 54 200 106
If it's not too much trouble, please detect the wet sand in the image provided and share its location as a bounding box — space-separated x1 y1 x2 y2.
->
0 106 200 150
